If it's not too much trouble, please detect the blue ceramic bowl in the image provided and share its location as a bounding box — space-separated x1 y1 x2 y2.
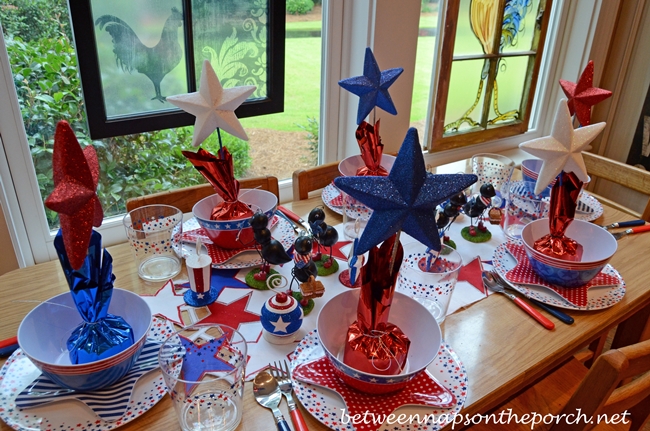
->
193 189 277 249
18 289 151 391
317 289 440 394
521 219 617 287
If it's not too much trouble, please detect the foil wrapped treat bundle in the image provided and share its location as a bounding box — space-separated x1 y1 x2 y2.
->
343 235 410 375
183 147 254 221
55 230 134 364
533 171 584 261
355 120 389 176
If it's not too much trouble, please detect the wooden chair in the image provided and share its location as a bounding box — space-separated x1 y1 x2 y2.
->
472 338 650 431
582 152 650 221
292 160 341 201
125 176 279 213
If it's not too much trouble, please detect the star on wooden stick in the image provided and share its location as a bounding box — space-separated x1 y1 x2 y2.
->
519 99 606 195
45 120 103 270
559 60 612 126
167 60 256 146
334 128 477 255
338 47 403 125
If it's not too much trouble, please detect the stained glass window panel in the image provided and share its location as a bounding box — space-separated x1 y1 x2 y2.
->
92 0 188 118
452 0 491 57
488 55 528 124
444 59 487 133
500 0 541 54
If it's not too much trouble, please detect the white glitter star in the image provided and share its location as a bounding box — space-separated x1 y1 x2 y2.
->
167 60 256 146
519 98 605 195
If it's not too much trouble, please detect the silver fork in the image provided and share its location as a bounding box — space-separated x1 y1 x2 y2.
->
270 361 309 431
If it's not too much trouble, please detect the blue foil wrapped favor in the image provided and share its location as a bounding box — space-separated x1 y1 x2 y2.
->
54 230 134 364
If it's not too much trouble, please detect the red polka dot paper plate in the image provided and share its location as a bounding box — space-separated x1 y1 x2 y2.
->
492 241 625 310
290 330 467 431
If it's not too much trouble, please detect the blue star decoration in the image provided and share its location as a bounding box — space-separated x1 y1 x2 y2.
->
179 334 236 391
334 127 477 255
338 47 404 125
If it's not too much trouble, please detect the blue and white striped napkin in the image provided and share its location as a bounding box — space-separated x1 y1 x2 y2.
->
15 341 161 422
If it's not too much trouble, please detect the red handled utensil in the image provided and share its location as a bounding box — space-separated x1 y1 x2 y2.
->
612 224 650 240
482 272 555 330
277 205 309 231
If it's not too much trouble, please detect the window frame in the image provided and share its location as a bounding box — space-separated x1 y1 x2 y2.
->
68 0 286 139
428 0 553 153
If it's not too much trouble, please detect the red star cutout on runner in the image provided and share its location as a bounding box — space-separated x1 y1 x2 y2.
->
44 121 103 270
457 256 486 294
559 60 612 126
316 240 352 261
197 292 260 331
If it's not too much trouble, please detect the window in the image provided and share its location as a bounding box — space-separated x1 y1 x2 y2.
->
0 0 608 266
69 0 285 139
429 0 552 152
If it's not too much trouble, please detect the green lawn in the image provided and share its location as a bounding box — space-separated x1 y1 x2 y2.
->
246 12 525 131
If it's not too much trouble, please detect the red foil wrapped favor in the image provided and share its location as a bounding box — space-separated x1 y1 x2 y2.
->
343 235 410 375
534 171 584 261
183 148 254 220
355 120 389 176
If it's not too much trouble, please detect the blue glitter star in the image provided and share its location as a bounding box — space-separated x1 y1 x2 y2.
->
334 128 477 255
338 47 404 125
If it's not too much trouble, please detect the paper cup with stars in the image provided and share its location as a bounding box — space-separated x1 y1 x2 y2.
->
158 323 247 431
260 292 303 345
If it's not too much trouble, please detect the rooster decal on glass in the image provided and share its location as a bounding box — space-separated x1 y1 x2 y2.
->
445 0 532 132
95 7 184 103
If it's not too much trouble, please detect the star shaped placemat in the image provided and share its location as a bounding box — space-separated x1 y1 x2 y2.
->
293 356 455 431
504 243 620 307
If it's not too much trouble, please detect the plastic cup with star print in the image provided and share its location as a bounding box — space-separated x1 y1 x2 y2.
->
502 180 551 240
396 243 462 324
471 153 515 207
123 204 183 282
341 191 370 240
158 323 247 431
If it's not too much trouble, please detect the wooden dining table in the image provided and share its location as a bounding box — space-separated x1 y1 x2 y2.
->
1 165 649 431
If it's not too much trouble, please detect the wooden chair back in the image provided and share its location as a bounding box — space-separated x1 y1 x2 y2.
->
554 338 650 431
582 151 650 221
125 176 280 214
292 161 341 201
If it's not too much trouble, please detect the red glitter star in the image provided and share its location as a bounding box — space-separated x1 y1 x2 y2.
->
45 121 103 270
559 60 612 126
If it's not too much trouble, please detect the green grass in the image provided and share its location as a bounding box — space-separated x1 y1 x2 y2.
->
286 21 322 31
245 11 535 133
241 37 322 132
